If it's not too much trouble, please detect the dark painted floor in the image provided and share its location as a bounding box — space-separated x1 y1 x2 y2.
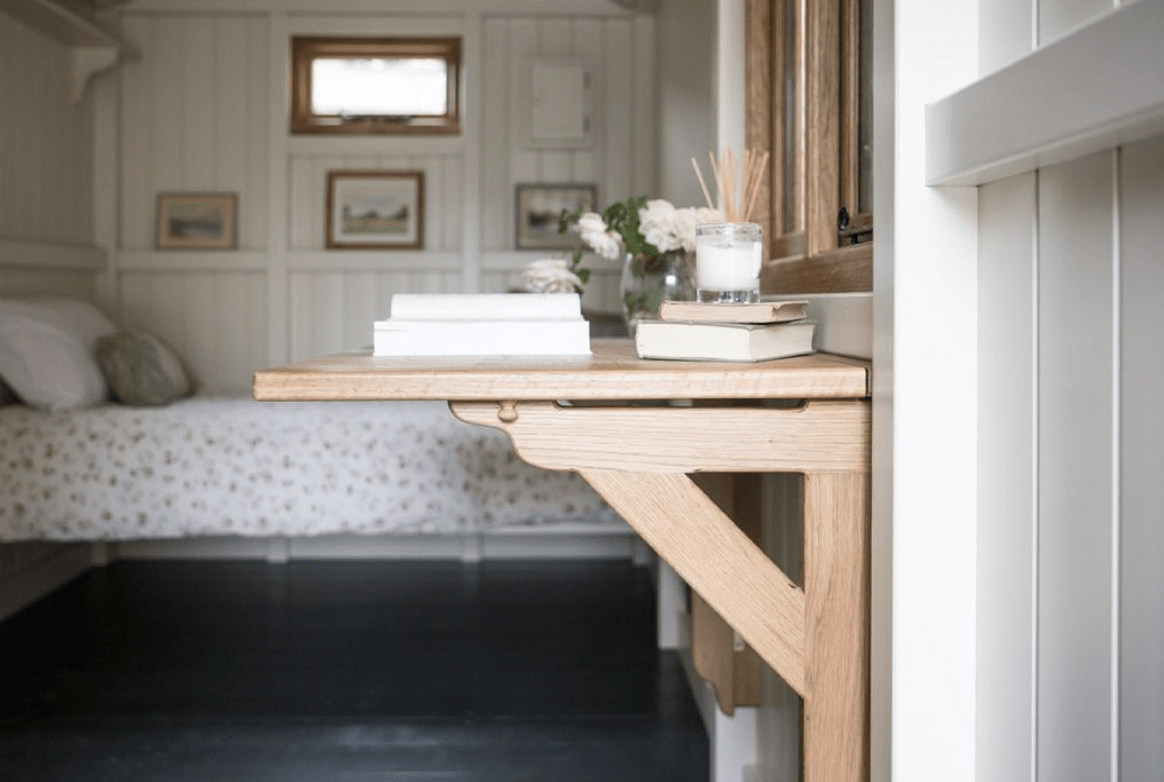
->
0 559 707 781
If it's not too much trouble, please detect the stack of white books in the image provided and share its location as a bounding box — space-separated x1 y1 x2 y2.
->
373 293 591 357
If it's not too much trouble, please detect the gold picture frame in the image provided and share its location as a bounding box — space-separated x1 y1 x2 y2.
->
156 192 237 250
326 170 425 250
514 183 597 250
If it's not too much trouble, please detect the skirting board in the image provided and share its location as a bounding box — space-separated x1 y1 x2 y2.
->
678 631 762 782
110 523 645 564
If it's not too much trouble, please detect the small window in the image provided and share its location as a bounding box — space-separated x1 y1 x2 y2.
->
291 36 461 135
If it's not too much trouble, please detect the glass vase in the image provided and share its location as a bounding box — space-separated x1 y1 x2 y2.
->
619 250 696 336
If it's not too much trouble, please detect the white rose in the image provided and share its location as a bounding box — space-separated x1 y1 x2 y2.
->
521 259 584 293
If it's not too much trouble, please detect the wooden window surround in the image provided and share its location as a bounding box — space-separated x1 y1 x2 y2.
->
291 36 461 136
748 0 872 295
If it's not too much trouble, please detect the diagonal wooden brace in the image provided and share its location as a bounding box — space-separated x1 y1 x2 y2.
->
581 468 807 696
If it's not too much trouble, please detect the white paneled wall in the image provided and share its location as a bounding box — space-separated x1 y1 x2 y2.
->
0 13 94 247
102 3 656 390
975 1 1164 779
117 14 269 251
1118 136 1164 782
118 270 269 392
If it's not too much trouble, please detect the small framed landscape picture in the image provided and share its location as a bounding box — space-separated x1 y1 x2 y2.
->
156 192 237 250
326 170 424 250
515 183 597 250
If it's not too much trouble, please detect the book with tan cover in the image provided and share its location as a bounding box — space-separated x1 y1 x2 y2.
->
658 299 809 325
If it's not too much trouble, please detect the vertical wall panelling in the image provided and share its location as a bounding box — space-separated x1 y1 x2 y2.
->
181 17 216 190
632 15 655 197
1036 151 1116 782
570 17 604 189
0 13 93 247
213 16 248 224
118 15 153 250
244 15 269 253
976 172 1038 782
979 0 1034 75
459 11 482 291
603 19 633 205
149 18 184 196
265 11 289 366
108 6 651 390
1118 135 1164 782
507 16 540 228
479 17 509 251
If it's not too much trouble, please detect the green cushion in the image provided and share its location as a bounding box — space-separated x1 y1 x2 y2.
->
96 330 191 406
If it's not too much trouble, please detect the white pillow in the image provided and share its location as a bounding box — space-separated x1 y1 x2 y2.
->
0 297 119 412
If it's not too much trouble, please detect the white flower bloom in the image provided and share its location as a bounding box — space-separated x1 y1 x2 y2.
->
639 199 724 253
575 211 622 260
521 258 583 293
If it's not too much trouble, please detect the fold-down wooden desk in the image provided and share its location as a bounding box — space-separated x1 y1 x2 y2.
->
253 338 871 782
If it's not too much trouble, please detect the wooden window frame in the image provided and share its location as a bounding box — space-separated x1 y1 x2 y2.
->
291 36 461 136
749 0 872 295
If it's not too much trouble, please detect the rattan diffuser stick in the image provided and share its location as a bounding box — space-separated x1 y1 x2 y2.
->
691 148 770 222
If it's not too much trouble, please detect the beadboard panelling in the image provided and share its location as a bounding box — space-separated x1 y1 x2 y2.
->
479 14 647 251
288 269 460 360
287 154 462 251
106 7 644 386
118 270 269 392
0 12 93 245
976 171 1037 782
1036 151 1116 782
117 13 269 251
1118 135 1164 782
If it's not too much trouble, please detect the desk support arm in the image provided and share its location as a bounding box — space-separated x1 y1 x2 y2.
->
449 398 870 782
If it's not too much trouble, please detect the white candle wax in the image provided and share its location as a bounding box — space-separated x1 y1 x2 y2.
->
695 242 762 290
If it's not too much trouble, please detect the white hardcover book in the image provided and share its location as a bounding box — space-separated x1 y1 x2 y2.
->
373 318 590 356
386 293 581 321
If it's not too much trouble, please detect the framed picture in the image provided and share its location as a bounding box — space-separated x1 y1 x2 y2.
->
515 183 597 250
326 170 424 250
156 192 237 250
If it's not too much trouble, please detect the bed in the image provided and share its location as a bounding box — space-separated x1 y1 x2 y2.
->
0 294 624 548
0 395 621 543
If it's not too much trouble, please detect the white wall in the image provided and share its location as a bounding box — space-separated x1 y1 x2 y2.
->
0 11 99 299
97 0 658 391
975 1 1164 779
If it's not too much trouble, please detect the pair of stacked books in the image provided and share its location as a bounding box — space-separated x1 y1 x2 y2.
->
373 293 591 357
634 299 815 362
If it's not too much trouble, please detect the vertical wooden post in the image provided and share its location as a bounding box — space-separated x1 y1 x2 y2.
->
802 471 870 782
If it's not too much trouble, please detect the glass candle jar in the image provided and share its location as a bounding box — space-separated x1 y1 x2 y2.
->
694 222 763 304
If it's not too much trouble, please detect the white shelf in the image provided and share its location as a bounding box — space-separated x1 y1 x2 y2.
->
0 0 116 46
926 0 1164 186
0 237 106 271
0 0 123 102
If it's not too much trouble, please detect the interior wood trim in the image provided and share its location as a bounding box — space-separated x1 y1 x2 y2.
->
762 243 872 295
804 0 841 259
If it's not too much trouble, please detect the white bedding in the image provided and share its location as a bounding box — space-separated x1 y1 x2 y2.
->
0 396 618 541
